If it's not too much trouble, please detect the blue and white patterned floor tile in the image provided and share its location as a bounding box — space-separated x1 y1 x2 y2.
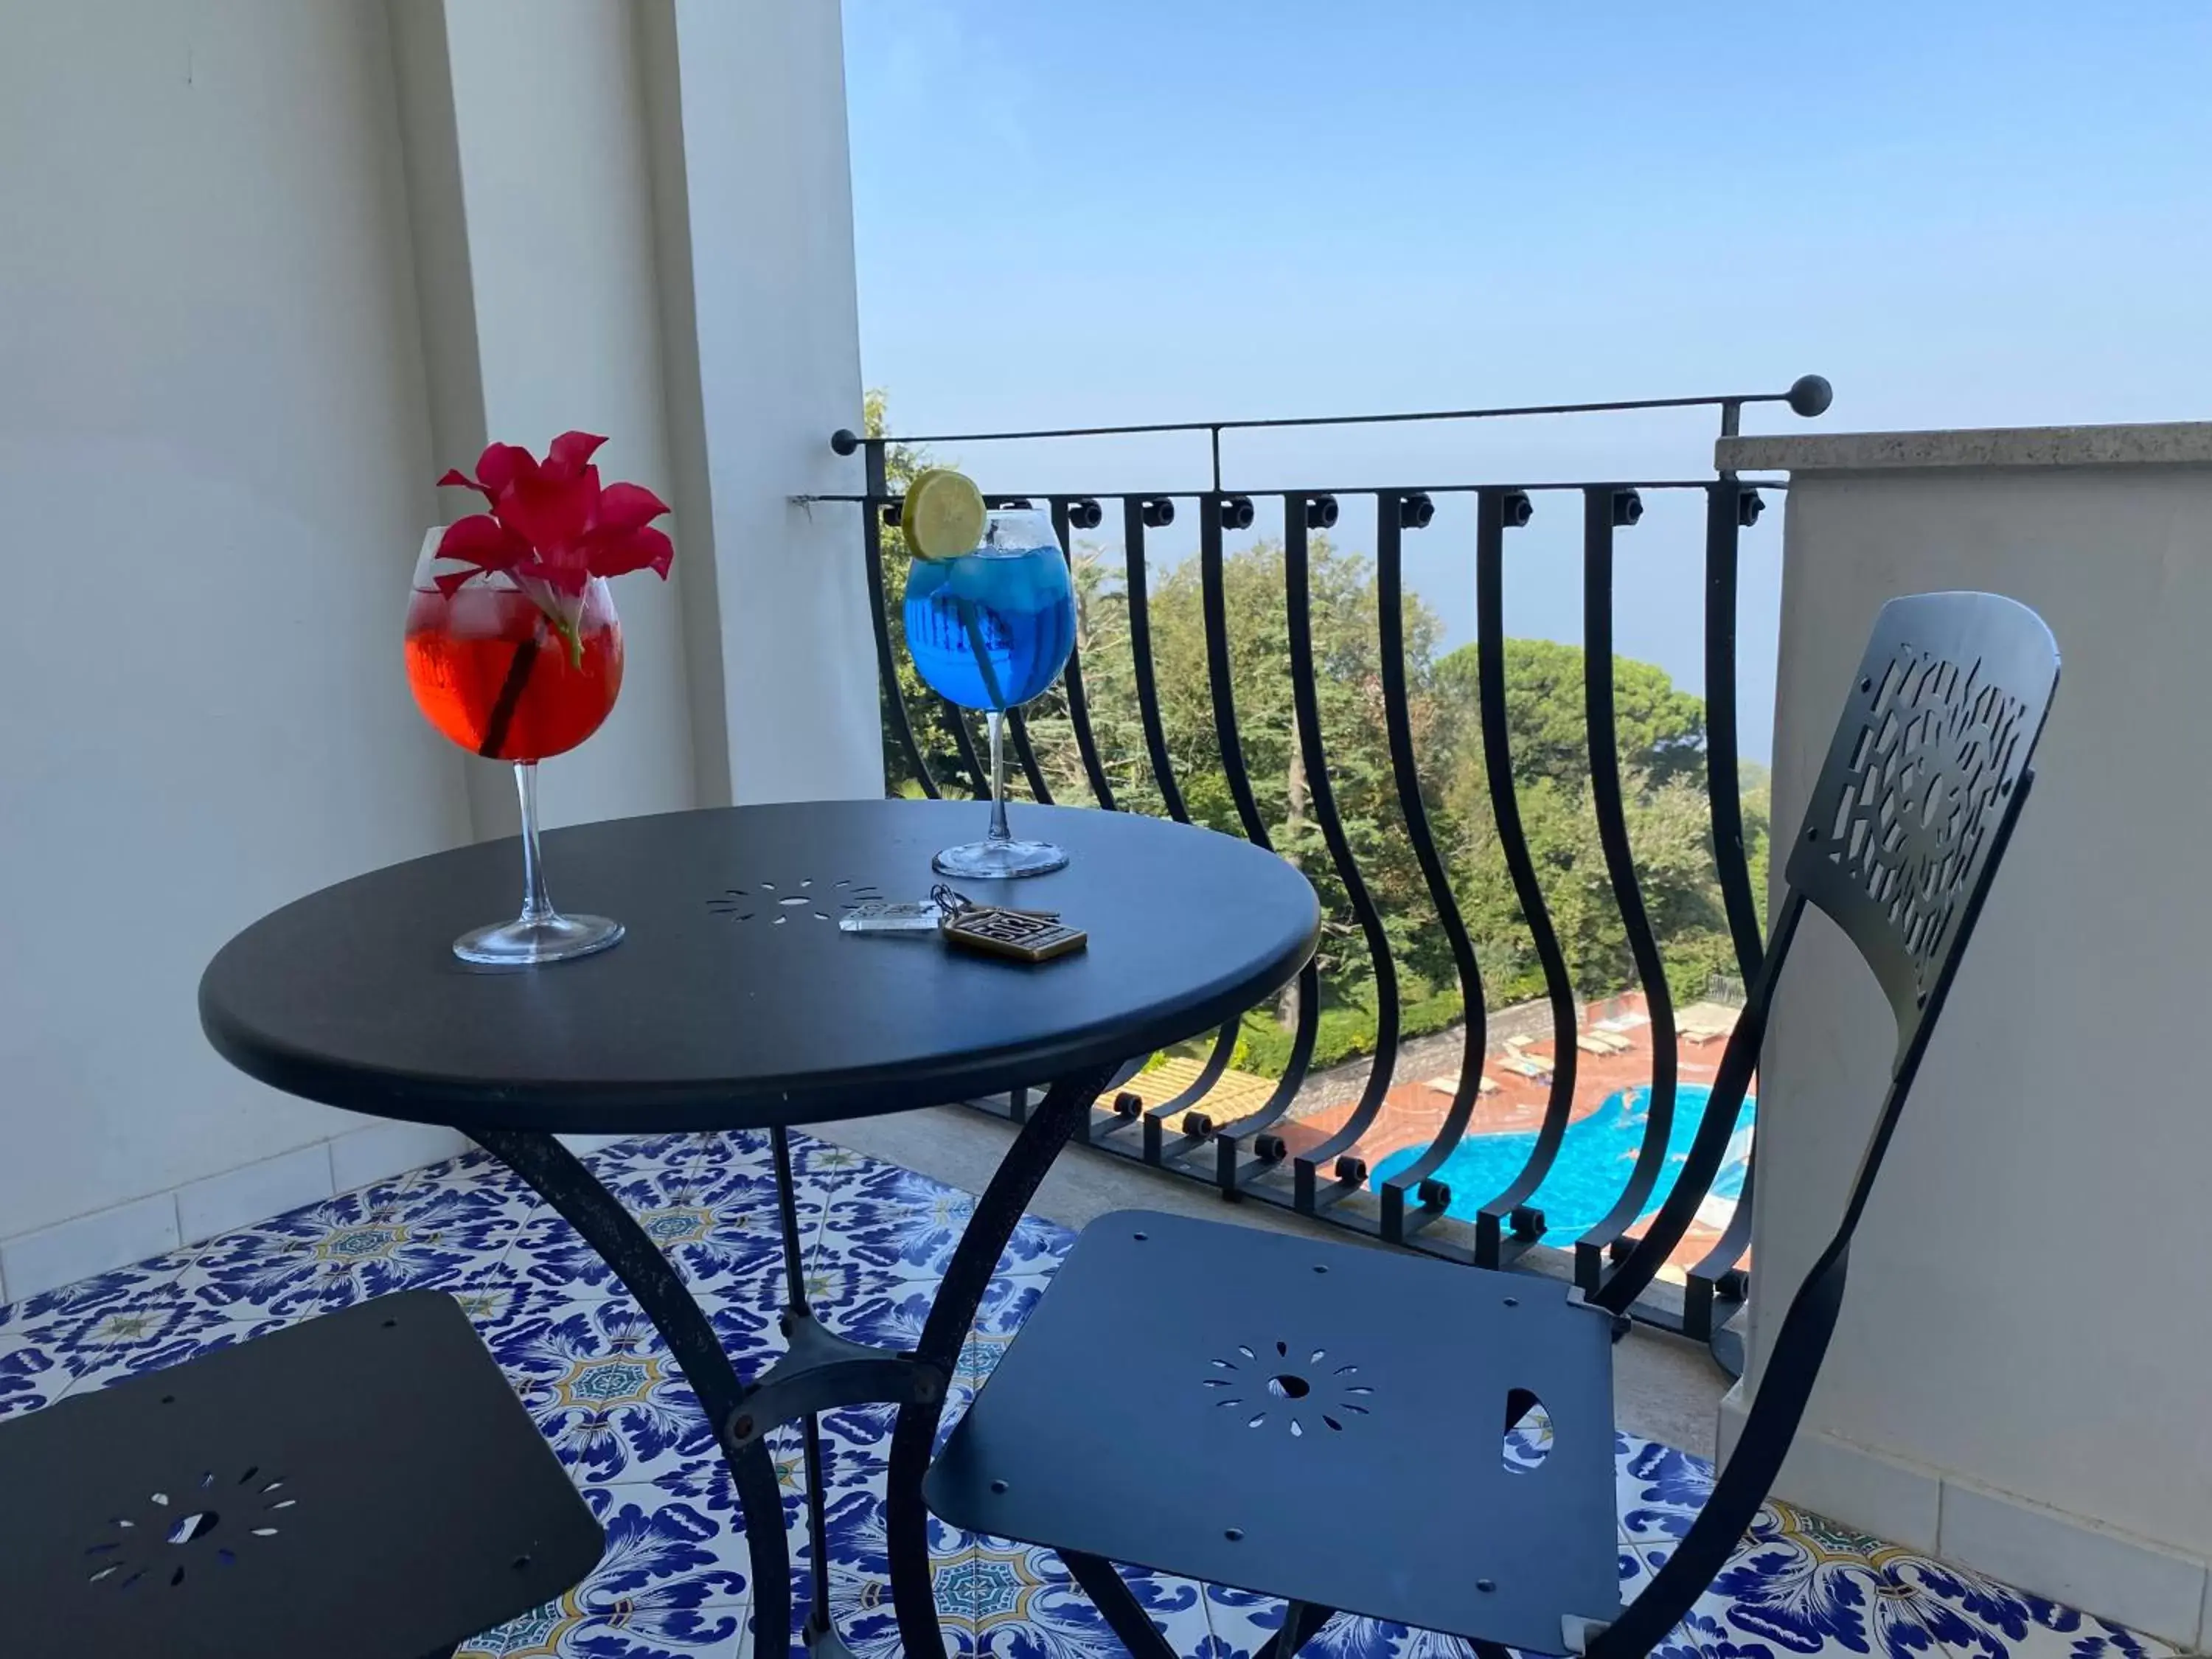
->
174 1168 532 1318
455 1491 753 1659
818 1157 1067 1281
0 1128 2177 1659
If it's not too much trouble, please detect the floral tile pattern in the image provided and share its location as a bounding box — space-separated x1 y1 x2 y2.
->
0 1131 2173 1659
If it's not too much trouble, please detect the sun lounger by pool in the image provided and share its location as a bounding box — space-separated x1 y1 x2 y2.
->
1425 1073 1501 1096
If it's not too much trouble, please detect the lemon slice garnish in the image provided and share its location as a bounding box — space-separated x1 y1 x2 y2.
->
901 467 987 561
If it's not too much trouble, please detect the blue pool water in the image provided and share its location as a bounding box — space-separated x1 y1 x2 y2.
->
1370 1083 1754 1245
905 544 1075 711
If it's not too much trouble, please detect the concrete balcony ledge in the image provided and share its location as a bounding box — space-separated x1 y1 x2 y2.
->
1719 418 2212 473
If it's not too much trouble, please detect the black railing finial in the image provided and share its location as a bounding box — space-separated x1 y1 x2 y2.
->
830 428 861 456
1787 374 1834 417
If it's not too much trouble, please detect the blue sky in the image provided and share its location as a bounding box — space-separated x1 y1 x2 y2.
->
843 2 2212 757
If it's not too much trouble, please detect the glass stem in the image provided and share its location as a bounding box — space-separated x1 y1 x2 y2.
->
987 711 1012 844
515 761 557 925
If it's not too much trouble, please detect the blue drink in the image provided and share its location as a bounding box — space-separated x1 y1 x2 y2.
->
903 543 1074 710
902 507 1077 878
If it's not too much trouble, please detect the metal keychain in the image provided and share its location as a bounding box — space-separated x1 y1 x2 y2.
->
838 885 1062 935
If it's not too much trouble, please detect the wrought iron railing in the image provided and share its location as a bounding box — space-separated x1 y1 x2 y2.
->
818 377 1831 1355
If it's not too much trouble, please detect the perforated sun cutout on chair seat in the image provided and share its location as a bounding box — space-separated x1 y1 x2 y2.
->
927 1211 1622 1655
0 1289 604 1659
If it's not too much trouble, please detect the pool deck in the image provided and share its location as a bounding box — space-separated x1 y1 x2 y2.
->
1125 996 1745 1279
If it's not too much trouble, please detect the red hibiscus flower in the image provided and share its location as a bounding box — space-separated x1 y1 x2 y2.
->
436 432 672 666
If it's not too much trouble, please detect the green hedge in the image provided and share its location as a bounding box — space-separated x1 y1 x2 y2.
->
1234 984 1464 1076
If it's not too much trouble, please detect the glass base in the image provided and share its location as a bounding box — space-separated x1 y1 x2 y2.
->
932 838 1069 880
453 912 625 966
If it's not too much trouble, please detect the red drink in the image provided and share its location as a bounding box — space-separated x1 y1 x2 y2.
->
404 583 623 761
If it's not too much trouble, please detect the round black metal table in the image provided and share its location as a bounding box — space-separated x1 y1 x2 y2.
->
198 799 1318 1659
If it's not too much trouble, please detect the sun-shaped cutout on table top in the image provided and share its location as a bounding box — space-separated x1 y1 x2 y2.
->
707 878 883 926
1201 1339 1374 1437
85 1464 296 1591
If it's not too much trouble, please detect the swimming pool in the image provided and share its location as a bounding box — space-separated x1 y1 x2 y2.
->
1369 1083 1754 1245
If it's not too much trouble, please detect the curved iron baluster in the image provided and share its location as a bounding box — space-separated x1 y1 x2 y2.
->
1199 497 1276 853
1686 1155 1756 1345
939 698 990 799
1688 479 1764 1363
1282 493 1400 1214
1051 496 1119 810
1703 481 1766 982
1114 495 1244 1162
1571 486 1681 1293
1211 957 1320 1192
1121 496 1189 823
1139 1017 1240 1164
1590 901 1787 1325
1006 707 1053 804
1373 493 1489 1245
863 490 940 799
1466 488 1580 1267
1178 498 1320 1191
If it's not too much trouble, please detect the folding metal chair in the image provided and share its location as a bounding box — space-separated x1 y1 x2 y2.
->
925 591 2060 1658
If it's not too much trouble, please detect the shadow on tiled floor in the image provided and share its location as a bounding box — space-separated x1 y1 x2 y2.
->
0 1130 2171 1659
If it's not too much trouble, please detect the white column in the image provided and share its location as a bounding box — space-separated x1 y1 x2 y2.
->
639 0 885 804
392 0 883 818
389 0 699 835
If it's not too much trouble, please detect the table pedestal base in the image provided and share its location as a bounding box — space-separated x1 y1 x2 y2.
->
473 1068 1110 1659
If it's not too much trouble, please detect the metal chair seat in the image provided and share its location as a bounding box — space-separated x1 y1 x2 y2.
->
928 1210 1621 1656
0 1289 604 1659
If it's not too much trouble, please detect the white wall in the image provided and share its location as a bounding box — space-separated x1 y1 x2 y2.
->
0 1 467 1254
0 0 875 1298
1721 425 2212 1644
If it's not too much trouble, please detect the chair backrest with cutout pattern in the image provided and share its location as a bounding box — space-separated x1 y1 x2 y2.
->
1784 591 2059 1062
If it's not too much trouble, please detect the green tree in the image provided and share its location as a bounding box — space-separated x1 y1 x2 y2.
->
1430 637 1705 792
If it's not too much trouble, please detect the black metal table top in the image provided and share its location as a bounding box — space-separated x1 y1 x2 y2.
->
199 799 1318 1135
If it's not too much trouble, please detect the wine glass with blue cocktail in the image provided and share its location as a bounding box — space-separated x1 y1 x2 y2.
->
900 470 1077 877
